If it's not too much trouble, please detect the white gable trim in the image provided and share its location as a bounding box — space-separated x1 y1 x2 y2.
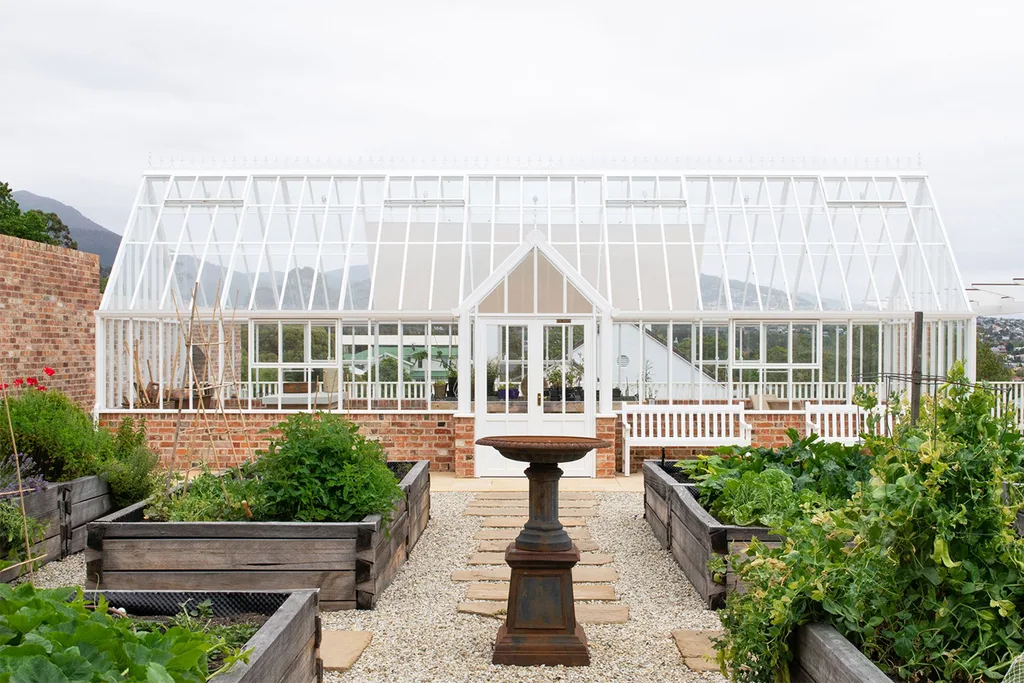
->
455 230 611 315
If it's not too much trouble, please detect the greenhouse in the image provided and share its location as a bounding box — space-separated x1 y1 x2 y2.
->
97 169 974 476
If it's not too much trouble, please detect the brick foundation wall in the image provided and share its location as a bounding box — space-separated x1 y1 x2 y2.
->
595 416 616 478
98 411 458 471
0 235 100 410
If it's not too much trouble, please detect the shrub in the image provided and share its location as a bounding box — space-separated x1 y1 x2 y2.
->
715 363 1024 682
255 413 404 523
151 413 404 524
97 417 159 508
0 388 102 481
0 500 47 569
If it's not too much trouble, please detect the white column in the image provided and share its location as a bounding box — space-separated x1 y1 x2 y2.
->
457 312 471 414
600 312 614 415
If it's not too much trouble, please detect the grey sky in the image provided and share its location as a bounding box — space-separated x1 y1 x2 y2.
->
1 0 1021 286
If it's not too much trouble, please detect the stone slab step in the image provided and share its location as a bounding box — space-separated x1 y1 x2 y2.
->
468 498 598 508
320 631 373 672
474 528 592 541
475 492 597 501
467 551 613 566
477 538 600 552
466 582 616 602
452 566 617 583
481 517 586 528
465 507 598 517
672 629 723 672
457 601 629 624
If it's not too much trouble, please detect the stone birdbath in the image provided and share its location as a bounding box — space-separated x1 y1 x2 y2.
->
475 435 611 667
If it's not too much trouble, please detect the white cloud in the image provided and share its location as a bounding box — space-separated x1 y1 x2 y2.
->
0 0 1021 286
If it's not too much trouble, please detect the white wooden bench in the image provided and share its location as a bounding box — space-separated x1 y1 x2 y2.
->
804 404 893 446
621 403 753 476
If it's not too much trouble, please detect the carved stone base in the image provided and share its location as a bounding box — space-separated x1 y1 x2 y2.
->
492 545 590 666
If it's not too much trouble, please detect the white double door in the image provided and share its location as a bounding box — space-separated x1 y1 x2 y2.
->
474 318 596 477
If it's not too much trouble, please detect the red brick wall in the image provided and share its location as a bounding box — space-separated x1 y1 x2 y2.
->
595 416 616 478
453 415 475 478
98 411 458 471
0 235 100 410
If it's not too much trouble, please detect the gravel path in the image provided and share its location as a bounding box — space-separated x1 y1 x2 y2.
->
11 552 84 589
323 491 726 683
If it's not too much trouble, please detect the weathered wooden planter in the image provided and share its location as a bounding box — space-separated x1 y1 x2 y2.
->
86 461 430 610
92 589 322 683
790 623 890 682
0 475 113 583
642 460 780 608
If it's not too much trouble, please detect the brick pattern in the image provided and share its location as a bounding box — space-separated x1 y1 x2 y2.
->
596 416 616 478
453 415 475 478
98 411 458 471
0 235 100 410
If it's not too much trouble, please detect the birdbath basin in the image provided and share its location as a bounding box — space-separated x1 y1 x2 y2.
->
476 435 608 553
475 435 610 667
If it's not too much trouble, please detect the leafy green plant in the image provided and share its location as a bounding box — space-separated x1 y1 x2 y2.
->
715 363 1024 682
256 413 403 523
0 387 102 482
98 417 159 509
0 583 251 681
147 464 262 523
151 414 403 525
677 431 872 527
0 501 47 569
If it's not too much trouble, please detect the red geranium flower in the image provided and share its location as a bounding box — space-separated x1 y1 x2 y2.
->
0 384 7 391
43 367 55 377
13 378 23 386
37 386 47 392
26 377 38 386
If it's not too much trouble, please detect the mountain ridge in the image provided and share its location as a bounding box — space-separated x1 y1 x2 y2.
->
12 190 121 272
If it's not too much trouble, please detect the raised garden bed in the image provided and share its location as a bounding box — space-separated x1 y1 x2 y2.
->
642 460 780 609
0 474 113 583
789 623 891 683
86 461 429 610
92 589 322 683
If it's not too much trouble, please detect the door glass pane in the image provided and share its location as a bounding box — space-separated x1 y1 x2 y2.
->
487 324 526 414
543 324 585 414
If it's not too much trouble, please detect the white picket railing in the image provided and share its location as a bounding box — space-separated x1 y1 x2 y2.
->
238 380 429 402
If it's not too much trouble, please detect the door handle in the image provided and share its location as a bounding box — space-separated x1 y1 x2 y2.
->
537 393 542 407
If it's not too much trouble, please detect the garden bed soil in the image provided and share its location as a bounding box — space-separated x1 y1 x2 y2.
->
789 623 893 683
0 475 113 583
86 461 430 610
93 589 321 683
642 460 780 609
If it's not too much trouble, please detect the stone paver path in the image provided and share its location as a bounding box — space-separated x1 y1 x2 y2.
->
456 491 630 626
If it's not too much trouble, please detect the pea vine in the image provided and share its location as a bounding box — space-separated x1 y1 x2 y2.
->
715 363 1024 682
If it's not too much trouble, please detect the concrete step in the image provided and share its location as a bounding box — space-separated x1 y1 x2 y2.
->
452 566 617 583
474 528 592 541
467 551 613 566
465 582 616 602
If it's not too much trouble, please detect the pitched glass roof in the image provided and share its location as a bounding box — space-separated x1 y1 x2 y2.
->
101 171 969 315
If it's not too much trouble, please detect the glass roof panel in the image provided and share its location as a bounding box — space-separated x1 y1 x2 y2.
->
103 172 968 315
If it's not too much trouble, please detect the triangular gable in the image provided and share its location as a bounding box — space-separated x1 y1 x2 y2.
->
456 231 611 315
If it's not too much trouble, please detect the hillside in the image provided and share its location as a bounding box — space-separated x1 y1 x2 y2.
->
12 190 121 273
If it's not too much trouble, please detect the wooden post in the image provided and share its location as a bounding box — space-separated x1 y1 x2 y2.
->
910 311 924 426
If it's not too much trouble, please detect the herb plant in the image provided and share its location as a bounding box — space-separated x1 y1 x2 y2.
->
715 363 1024 682
0 501 47 570
151 413 404 525
0 583 252 681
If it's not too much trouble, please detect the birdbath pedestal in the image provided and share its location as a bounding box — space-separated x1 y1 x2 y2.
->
475 435 610 667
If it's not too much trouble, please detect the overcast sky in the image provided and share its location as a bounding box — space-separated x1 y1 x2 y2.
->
1 0 1020 286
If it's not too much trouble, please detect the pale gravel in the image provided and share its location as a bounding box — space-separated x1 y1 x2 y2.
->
14 492 726 682
322 491 726 683
11 552 85 588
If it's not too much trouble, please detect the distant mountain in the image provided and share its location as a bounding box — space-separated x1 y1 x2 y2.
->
12 190 121 273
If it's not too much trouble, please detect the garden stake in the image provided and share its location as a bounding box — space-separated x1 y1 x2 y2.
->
1 381 36 581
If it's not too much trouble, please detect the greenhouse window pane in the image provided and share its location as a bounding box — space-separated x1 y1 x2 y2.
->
637 244 669 310
432 243 462 310
402 243 432 311
577 178 601 205
609 244 639 310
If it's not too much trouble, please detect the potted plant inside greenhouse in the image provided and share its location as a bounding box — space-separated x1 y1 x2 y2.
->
0 367 158 582
87 413 430 610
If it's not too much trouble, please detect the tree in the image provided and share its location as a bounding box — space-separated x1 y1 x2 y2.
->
0 182 77 248
976 345 1013 381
